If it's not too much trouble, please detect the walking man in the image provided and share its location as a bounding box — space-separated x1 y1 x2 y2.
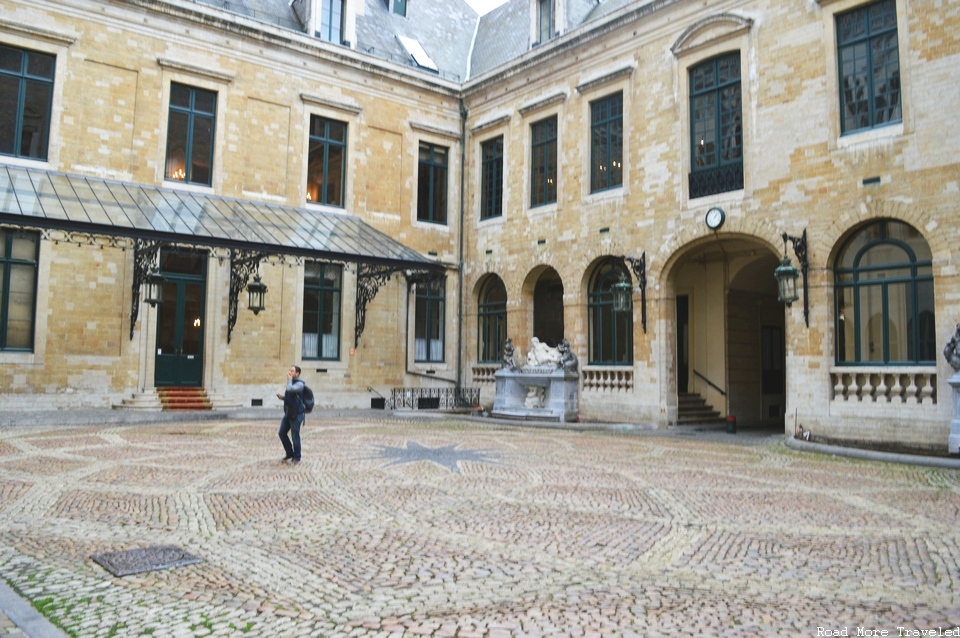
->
277 364 305 464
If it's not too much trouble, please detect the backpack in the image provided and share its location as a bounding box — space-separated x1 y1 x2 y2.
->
300 384 315 414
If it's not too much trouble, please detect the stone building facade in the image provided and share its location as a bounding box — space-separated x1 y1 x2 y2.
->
1 0 958 453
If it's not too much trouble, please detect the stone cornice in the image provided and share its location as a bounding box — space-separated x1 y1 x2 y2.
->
409 121 461 140
0 18 77 46
300 92 363 115
575 65 635 95
470 114 511 134
157 57 235 83
518 92 567 116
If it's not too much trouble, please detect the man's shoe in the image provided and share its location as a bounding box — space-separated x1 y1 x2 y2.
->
281 457 293 464
291 459 300 465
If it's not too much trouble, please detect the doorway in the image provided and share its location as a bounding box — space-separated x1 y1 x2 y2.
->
154 249 207 387
677 295 689 393
533 268 564 347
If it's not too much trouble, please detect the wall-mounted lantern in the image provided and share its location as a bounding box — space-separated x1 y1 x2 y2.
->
143 267 165 307
247 272 267 315
612 272 633 313
774 230 809 326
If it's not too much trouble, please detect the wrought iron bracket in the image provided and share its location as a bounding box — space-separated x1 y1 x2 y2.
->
621 252 647 334
354 264 444 348
782 229 809 327
130 239 164 340
228 250 268 343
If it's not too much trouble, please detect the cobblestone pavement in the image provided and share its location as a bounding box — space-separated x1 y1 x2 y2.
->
0 416 959 637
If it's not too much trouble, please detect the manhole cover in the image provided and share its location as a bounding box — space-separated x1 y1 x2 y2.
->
91 545 202 577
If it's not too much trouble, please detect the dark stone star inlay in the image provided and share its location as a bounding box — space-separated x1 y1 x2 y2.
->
365 441 501 473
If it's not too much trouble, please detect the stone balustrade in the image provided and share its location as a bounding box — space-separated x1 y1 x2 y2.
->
471 364 499 384
830 367 937 405
582 367 634 393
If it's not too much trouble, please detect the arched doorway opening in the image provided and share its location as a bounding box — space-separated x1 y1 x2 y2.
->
532 267 564 347
671 237 784 428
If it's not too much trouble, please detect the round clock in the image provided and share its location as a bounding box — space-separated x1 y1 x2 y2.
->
705 207 725 230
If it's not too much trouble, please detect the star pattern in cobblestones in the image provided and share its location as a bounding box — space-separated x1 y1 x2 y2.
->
365 441 501 473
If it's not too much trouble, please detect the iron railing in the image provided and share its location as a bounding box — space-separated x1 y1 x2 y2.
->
391 387 480 410
689 162 743 199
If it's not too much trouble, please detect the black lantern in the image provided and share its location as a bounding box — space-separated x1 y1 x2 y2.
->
612 272 633 313
143 268 165 307
774 253 800 305
247 273 267 315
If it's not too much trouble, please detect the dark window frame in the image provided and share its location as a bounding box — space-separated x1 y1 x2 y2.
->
688 52 743 199
587 259 633 366
477 277 507 363
164 83 217 186
590 92 623 193
302 262 342 361
0 44 55 161
836 0 901 134
530 116 558 208
0 229 40 352
417 142 448 224
394 0 407 17
307 115 347 207
480 136 503 220
415 277 445 363
834 220 934 366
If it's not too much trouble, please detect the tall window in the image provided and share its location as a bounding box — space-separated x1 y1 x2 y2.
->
689 52 742 199
417 142 447 224
837 0 901 134
478 277 507 362
415 277 445 363
538 0 554 44
530 116 557 207
588 259 632 365
307 116 346 207
318 0 345 43
590 92 623 193
480 136 503 220
302 262 342 360
0 230 39 351
835 220 934 365
0 44 54 161
165 83 216 186
394 0 407 17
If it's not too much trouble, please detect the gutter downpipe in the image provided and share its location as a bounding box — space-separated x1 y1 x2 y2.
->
457 97 467 391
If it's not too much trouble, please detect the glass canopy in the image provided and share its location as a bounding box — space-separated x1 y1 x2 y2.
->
0 165 438 270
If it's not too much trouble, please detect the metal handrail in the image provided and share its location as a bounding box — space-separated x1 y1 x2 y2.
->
693 369 726 396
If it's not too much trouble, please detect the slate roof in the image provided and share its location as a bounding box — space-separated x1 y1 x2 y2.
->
355 0 478 81
191 0 638 83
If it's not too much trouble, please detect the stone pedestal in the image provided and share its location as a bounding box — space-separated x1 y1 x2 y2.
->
949 372 960 455
491 366 579 422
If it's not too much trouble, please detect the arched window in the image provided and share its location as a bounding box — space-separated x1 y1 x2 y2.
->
588 259 633 365
835 220 934 365
478 277 507 363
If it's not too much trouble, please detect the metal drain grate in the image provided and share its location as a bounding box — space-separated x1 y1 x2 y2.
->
91 545 202 577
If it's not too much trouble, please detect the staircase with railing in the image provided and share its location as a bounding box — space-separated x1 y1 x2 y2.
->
676 392 725 426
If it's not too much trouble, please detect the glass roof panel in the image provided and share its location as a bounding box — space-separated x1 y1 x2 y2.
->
0 166 434 268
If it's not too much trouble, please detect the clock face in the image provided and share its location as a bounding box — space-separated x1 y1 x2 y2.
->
705 207 725 229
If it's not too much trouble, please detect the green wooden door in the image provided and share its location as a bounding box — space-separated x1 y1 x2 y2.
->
154 251 206 387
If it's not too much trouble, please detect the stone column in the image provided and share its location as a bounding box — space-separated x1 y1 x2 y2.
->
949 372 960 455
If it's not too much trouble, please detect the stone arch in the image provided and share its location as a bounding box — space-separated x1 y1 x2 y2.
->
671 13 754 57
821 198 952 268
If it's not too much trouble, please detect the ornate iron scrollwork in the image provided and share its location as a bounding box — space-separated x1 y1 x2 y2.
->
782 229 809 327
621 252 647 334
689 162 744 199
130 239 164 340
228 250 268 343
355 263 400 348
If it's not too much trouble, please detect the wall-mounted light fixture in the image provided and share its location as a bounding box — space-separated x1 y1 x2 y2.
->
774 230 809 327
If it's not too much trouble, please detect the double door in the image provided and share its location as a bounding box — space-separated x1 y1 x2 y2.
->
155 250 206 387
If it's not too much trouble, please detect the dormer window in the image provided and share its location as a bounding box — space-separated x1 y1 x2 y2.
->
396 35 438 72
318 0 344 43
394 0 406 17
538 0 554 44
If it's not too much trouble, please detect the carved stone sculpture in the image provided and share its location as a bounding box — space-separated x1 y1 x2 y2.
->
526 337 560 367
945 323 960 371
557 338 579 373
502 338 518 371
